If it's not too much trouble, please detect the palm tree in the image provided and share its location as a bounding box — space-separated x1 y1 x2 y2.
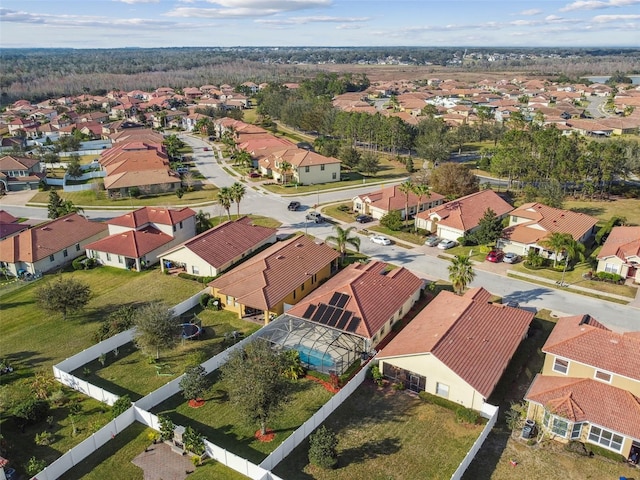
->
448 255 476 295
398 180 414 228
413 183 430 232
325 225 361 265
230 182 246 217
235 149 253 169
280 161 292 185
539 232 573 268
195 210 212 234
217 187 233 220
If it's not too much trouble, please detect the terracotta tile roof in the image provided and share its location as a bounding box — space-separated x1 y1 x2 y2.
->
267 148 341 168
85 226 173 258
416 190 513 232
0 213 108 263
543 314 640 381
286 261 422 339
0 210 18 224
103 152 169 176
107 207 195 229
525 375 640 439
0 155 40 171
103 170 180 190
356 185 445 213
162 217 276 269
209 234 339 311
502 202 598 244
597 226 640 261
378 288 533 398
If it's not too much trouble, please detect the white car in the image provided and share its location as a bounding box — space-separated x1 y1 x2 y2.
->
370 235 391 246
437 239 457 250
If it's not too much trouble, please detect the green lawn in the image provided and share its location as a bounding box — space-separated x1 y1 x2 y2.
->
273 383 484 480
564 197 640 227
152 374 334 464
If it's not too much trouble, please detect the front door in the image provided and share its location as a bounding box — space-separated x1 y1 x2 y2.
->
409 374 421 393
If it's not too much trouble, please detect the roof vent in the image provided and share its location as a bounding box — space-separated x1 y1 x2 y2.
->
610 338 619 344
276 255 284 260
295 243 303 247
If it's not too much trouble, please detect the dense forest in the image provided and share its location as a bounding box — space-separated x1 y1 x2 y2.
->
1 47 639 104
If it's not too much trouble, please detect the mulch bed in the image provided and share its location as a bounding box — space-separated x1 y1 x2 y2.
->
255 429 276 442
188 398 205 408
305 375 340 393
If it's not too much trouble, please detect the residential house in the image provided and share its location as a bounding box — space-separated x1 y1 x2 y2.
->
7 117 38 135
0 155 45 192
415 189 513 241
596 226 640 283
499 202 598 258
353 184 445 220
377 287 533 408
0 210 29 240
85 207 196 272
209 234 339 324
0 213 108 276
525 314 640 460
286 260 423 352
260 148 341 185
159 217 277 277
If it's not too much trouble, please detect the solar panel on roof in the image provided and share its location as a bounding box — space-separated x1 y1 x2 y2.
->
327 308 342 327
328 292 342 306
345 316 361 333
335 311 352 330
311 304 328 323
334 293 349 309
318 305 336 325
302 305 316 320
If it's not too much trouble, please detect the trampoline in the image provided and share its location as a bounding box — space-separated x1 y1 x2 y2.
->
180 323 202 340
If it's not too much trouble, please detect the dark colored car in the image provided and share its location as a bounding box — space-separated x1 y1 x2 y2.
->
355 214 373 223
248 172 261 178
288 201 301 211
486 250 505 263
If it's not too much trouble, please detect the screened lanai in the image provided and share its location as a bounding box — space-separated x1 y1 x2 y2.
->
257 314 367 375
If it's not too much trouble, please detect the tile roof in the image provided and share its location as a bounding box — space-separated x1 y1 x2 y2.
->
543 314 640 381
0 155 40 171
416 190 513 232
286 261 422 339
85 226 173 258
502 202 598 244
209 234 339 311
162 217 276 269
356 185 445 213
378 288 533 398
0 213 108 263
107 207 195 229
597 226 640 261
525 375 640 439
103 170 180 190
267 148 341 168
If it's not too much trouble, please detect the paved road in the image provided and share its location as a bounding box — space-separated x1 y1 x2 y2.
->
1 135 638 331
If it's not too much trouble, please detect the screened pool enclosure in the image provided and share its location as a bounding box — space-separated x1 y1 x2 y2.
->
256 314 367 375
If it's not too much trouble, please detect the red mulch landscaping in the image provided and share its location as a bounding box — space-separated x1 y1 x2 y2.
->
305 375 340 393
255 429 276 442
188 398 205 408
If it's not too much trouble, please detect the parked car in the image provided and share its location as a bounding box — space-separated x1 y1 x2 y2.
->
203 147 210 151
370 235 392 246
355 214 373 223
506 300 520 308
248 172 261 178
305 212 324 223
424 236 441 247
485 250 505 263
176 167 189 174
437 239 457 250
503 252 521 264
288 201 301 211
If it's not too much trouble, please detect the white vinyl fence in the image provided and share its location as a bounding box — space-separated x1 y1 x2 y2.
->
449 403 499 480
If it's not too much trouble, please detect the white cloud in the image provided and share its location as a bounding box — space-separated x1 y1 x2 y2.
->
166 0 330 18
510 19 539 26
114 0 160 4
0 8 178 28
256 15 368 25
519 9 542 15
560 0 640 11
592 13 640 21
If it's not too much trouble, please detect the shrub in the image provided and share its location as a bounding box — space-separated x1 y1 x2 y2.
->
35 430 54 446
392 382 405 391
525 249 545 268
455 407 479 424
13 399 50 427
281 349 305 381
180 365 210 402
370 365 383 387
25 456 47 476
418 391 462 411
564 441 589 456
587 443 626 462
308 426 338 469
158 415 175 441
49 389 67 406
593 271 623 283
72 255 87 270
183 426 205 455
199 293 212 309
93 304 137 343
129 186 141 198
379 210 403 231
111 395 131 419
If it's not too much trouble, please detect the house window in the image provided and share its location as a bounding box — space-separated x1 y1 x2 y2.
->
173 225 177 232
192 266 199 275
118 256 123 264
511 216 518 223
436 383 449 398
380 325 386 335
312 274 317 284
604 263 619 274
332 172 337 180
106 253 111 261
594 370 612 383
75 243 81 251
63 249 68 258
588 426 624 452
226 295 234 305
305 166 310 173
553 358 569 374
293 290 296 300
550 417 569 437
571 423 583 440
49 254 55 262
301 282 304 291
320 164 325 171
179 221 183 229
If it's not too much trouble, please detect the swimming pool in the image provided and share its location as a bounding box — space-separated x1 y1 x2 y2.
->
296 345 335 370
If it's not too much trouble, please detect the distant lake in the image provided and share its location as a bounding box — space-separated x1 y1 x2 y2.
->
585 76 640 85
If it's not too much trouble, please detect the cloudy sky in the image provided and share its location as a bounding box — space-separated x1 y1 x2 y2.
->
1 0 638 49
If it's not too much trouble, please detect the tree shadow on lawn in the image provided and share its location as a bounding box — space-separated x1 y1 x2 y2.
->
569 206 605 217
1 351 53 381
337 437 402 468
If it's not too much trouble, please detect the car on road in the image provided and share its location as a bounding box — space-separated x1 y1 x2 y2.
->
505 300 520 308
503 252 521 264
288 201 301 211
248 172 261 178
485 250 505 263
305 212 324 223
203 147 210 151
370 235 392 246
437 239 457 250
355 214 373 223
424 236 441 247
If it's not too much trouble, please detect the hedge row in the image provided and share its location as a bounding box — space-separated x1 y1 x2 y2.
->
417 391 480 424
